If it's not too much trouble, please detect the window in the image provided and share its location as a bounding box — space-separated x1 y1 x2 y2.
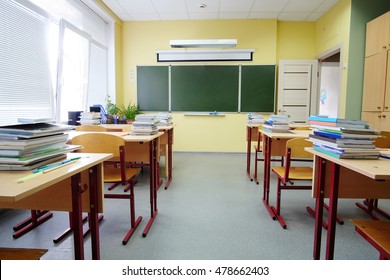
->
0 0 114 126
57 22 90 122
0 0 56 125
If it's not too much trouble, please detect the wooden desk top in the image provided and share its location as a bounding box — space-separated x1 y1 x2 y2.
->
0 152 112 203
122 132 163 142
102 124 175 131
68 131 163 142
306 147 390 180
261 129 312 139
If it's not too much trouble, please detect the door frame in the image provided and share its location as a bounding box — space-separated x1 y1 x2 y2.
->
277 59 318 120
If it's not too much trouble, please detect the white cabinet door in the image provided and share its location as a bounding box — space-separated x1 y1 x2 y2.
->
277 60 318 122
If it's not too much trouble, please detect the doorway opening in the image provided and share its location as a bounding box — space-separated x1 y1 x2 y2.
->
318 50 342 117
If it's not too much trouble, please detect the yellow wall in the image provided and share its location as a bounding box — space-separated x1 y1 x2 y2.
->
277 22 316 60
95 0 124 104
315 0 352 118
120 19 319 152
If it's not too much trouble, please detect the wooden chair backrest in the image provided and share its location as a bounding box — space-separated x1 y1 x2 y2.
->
75 125 107 132
293 125 311 130
375 131 390 148
286 138 313 159
70 133 124 159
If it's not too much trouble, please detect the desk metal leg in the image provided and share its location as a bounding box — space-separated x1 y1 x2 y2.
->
165 128 173 189
355 198 390 220
313 157 326 260
143 139 158 237
70 173 84 260
88 165 100 260
325 162 340 260
262 136 276 220
246 126 253 181
12 210 53 239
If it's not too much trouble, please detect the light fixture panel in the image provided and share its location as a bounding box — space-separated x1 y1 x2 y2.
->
170 39 237 48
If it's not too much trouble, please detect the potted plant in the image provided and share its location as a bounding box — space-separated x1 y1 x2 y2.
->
118 102 142 123
105 95 119 124
105 95 118 115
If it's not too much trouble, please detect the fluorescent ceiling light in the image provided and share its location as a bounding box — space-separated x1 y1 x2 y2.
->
155 49 254 62
170 39 237 48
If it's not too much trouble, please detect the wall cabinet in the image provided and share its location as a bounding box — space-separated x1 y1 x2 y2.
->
362 12 390 131
365 12 390 57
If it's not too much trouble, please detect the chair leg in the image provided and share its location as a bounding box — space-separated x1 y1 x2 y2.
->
253 150 259 184
108 182 119 191
104 179 142 245
122 182 142 245
270 180 287 229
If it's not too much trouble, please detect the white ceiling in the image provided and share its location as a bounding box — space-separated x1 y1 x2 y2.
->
102 0 340 22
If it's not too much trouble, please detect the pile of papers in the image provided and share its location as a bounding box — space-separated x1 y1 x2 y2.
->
308 115 381 159
79 112 101 125
131 115 159 136
0 122 79 170
134 113 173 126
263 115 290 133
155 113 173 126
247 113 265 125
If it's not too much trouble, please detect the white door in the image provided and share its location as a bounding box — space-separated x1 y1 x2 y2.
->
277 60 318 123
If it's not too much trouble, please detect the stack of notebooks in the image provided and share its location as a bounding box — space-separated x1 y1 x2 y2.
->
247 113 265 125
154 113 173 126
79 112 101 125
308 115 381 159
262 115 290 133
131 114 158 136
0 122 79 170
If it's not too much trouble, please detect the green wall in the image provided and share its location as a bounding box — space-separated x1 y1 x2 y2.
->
346 0 390 119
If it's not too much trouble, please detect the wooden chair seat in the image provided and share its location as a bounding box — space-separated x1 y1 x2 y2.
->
272 166 313 181
350 219 390 260
253 142 263 152
103 167 140 183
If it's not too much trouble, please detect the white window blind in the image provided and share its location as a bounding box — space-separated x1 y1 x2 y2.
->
0 0 55 125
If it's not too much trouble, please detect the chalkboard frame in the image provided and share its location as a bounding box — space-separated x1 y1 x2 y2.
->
136 65 276 113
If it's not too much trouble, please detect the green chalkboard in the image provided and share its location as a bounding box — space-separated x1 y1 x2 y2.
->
137 66 169 111
136 65 275 112
241 65 275 112
171 65 239 112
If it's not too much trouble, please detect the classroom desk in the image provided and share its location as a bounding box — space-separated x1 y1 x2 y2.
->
101 124 132 132
306 148 390 260
102 124 175 189
69 131 163 237
0 152 111 260
246 124 261 181
260 130 311 219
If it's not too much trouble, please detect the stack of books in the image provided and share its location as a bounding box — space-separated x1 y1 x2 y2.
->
308 115 381 159
131 115 158 136
153 113 173 126
0 122 79 170
262 115 290 133
79 112 101 125
247 113 265 125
